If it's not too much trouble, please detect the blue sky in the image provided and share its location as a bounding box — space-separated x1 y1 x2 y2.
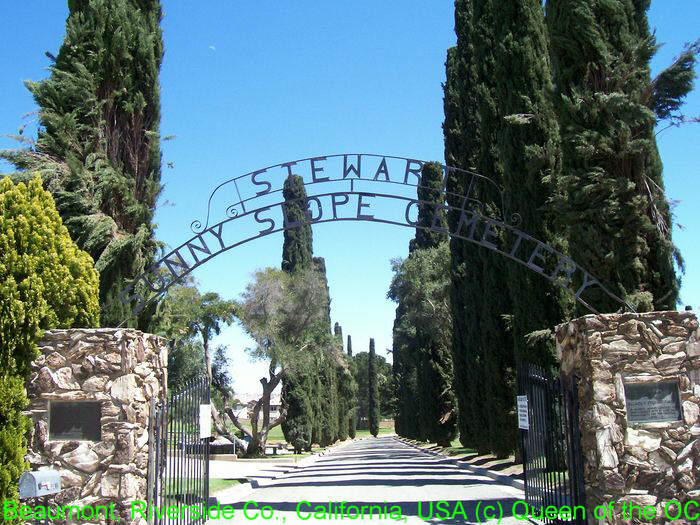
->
1 2 698 395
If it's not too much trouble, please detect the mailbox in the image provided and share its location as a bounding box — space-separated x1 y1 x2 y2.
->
19 470 62 499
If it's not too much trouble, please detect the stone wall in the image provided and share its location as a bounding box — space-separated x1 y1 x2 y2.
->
26 329 167 524
557 311 700 524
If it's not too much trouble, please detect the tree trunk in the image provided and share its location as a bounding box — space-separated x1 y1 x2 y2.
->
203 334 212 382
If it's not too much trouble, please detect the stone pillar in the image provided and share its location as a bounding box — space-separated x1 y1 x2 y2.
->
26 329 167 524
556 312 700 524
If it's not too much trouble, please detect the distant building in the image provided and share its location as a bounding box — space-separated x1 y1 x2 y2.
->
232 391 282 420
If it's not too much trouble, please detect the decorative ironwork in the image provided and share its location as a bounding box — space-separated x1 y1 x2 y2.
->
517 364 586 525
118 153 635 325
148 376 210 524
187 154 509 234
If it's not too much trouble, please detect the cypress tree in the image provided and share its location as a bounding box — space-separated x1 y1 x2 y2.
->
447 0 532 456
470 0 522 457
280 363 313 453
280 174 316 449
444 4 489 451
392 162 457 444
444 0 512 452
490 0 573 453
417 163 457 446
368 338 380 437
334 322 343 344
281 175 313 272
2 0 164 328
346 334 357 437
547 0 694 312
313 257 339 445
391 305 409 438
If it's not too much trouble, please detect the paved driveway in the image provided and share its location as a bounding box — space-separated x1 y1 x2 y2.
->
209 436 527 524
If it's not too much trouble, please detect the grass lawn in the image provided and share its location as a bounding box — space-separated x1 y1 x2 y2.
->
353 420 395 439
166 478 245 495
209 478 245 493
237 421 286 443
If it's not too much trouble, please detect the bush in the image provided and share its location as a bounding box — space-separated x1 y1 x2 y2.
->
0 176 99 513
1 176 100 374
0 376 31 524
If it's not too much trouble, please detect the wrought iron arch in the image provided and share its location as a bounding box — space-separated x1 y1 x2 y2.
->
118 154 633 323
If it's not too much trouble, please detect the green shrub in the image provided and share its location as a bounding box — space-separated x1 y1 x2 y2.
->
0 176 100 513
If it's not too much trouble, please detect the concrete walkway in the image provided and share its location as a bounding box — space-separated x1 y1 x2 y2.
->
208 436 527 524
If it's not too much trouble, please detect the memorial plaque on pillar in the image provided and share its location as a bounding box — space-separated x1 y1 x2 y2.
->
623 381 682 423
49 401 102 441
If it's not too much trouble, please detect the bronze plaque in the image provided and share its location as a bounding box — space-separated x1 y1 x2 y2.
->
624 381 682 423
49 401 101 441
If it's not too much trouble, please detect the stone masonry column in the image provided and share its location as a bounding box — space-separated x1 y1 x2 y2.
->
556 312 700 524
25 329 167 525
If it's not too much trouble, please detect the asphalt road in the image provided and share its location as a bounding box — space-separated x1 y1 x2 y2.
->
208 436 528 524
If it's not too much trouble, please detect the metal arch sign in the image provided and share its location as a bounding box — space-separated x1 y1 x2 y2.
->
118 153 633 322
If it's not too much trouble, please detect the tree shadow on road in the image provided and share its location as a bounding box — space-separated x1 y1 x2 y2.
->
214 498 523 524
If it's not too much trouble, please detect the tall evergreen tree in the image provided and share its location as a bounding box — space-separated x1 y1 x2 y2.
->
346 334 357 437
444 3 492 451
448 0 548 456
334 322 343 344
313 257 340 445
469 0 522 457
489 0 573 453
2 0 164 328
281 175 314 272
391 303 413 438
392 162 457 444
368 338 380 437
280 174 316 449
443 0 500 448
547 0 696 312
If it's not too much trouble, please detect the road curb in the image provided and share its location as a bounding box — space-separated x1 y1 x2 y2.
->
393 436 525 491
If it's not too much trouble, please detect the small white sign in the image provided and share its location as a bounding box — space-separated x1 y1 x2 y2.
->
517 395 529 430
199 404 212 439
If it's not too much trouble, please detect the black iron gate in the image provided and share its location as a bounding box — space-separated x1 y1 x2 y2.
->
517 364 586 524
148 376 211 524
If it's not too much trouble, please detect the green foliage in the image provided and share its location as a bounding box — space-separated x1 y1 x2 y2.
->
211 345 234 408
235 266 331 455
166 339 205 393
336 352 357 441
392 304 419 439
238 268 329 364
152 280 236 395
392 160 457 445
411 161 448 251
368 339 379 437
389 243 457 446
444 5 492 452
0 176 99 515
281 175 313 273
444 0 522 456
352 350 394 427
0 177 100 375
493 0 571 367
547 0 694 312
1 0 164 328
0 375 31 523
281 362 314 453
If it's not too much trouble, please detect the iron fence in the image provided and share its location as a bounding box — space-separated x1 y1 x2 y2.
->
517 363 586 524
148 376 210 524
